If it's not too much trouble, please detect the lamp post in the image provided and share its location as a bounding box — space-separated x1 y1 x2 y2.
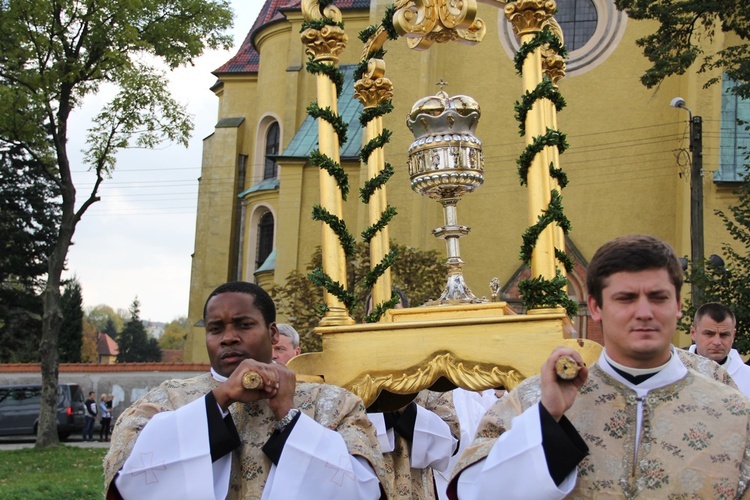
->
671 97 704 305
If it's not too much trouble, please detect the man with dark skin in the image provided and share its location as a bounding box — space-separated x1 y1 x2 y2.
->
104 281 387 499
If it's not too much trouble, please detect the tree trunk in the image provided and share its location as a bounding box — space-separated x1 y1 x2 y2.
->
35 233 72 448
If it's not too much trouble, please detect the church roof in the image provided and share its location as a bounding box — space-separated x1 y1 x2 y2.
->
280 64 363 159
214 0 370 75
255 248 276 273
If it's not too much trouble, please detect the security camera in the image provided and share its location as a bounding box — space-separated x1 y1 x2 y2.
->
670 97 686 109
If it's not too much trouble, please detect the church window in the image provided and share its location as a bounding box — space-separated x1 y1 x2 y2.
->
556 0 597 51
717 75 750 182
256 211 274 269
264 122 280 180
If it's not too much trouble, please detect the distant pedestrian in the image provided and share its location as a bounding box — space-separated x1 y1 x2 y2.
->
82 391 97 441
99 394 112 441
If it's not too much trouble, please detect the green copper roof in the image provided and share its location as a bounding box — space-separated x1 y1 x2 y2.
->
238 178 279 198
255 248 276 273
281 64 363 160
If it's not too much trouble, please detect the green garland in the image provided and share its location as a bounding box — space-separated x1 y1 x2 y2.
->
359 100 393 126
365 294 401 323
518 271 578 316
307 102 349 143
363 246 399 289
513 28 567 75
308 267 357 311
516 128 568 185
361 205 398 243
360 129 392 164
514 77 566 136
360 162 395 203
519 190 571 264
312 205 356 258
309 150 350 200
549 162 569 188
307 60 345 97
514 29 576 316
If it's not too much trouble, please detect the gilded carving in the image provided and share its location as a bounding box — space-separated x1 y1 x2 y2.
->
541 17 566 83
348 353 523 407
393 0 486 51
354 59 394 109
301 25 348 63
504 0 556 37
301 0 343 23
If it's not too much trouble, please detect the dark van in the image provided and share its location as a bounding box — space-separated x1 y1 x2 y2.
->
0 383 86 440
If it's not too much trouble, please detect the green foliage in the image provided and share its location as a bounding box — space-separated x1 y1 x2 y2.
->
0 0 232 445
58 279 83 363
85 305 123 334
159 317 188 350
682 170 750 354
271 243 446 352
518 271 579 316
514 29 567 75
117 298 161 363
0 145 59 363
0 446 108 498
615 0 750 98
516 129 569 186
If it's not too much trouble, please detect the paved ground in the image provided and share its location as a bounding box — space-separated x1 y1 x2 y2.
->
0 435 111 450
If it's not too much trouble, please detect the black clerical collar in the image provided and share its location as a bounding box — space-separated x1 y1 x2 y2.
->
610 366 657 385
718 356 729 366
603 350 671 385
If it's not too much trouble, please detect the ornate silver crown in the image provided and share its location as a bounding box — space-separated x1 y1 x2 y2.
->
406 90 484 200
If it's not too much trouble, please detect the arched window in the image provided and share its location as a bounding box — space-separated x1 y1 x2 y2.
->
264 122 280 180
256 212 274 268
556 0 598 51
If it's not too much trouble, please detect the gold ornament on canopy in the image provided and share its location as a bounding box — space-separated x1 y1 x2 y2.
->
393 0 487 50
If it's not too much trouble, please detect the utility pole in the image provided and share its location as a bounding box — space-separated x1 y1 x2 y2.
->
690 115 704 305
671 97 705 306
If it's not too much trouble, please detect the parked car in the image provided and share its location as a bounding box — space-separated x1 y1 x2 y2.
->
0 383 86 440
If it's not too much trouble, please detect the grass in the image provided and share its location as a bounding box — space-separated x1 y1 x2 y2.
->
0 446 107 499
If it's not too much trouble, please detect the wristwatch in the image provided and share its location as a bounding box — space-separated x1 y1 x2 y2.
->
275 408 300 431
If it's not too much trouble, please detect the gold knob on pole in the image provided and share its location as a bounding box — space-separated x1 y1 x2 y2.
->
242 371 263 390
555 355 580 380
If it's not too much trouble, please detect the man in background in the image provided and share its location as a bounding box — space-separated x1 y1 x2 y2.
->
273 323 302 365
689 302 750 395
82 391 97 442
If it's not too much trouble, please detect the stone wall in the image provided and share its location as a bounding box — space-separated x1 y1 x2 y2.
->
0 363 211 422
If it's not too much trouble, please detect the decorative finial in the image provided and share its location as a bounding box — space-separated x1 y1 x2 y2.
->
436 79 448 91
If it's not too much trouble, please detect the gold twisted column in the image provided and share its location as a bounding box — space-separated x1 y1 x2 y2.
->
301 2 354 326
354 58 394 309
542 17 568 281
506 0 557 283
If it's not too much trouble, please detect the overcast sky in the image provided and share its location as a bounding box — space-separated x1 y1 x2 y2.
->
63 2 263 322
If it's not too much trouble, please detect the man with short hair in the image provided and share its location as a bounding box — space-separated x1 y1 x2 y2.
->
82 391 97 442
273 323 301 365
104 281 387 499
449 234 750 498
689 302 750 395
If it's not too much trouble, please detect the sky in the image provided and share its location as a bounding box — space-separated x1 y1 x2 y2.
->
63 2 263 322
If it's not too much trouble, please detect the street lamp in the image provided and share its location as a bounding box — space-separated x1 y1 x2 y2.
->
671 97 704 305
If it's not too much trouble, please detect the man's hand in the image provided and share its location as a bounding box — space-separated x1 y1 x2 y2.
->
211 359 297 421
540 347 588 422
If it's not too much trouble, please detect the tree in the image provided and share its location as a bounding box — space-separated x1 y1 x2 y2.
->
118 298 162 363
615 0 750 97
0 144 60 362
81 319 99 363
682 168 750 354
58 279 83 363
86 305 123 334
159 317 188 350
0 0 233 447
272 243 446 352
